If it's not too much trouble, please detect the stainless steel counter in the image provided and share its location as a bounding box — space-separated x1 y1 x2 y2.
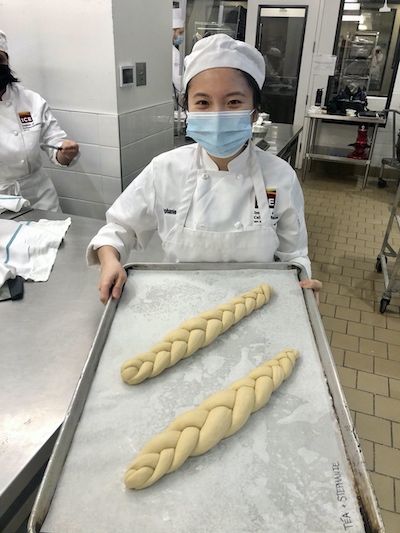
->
253 123 303 167
0 211 105 533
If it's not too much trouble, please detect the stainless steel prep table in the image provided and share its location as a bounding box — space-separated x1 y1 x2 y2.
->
266 123 303 167
0 210 104 533
301 112 386 188
253 123 303 169
29 264 384 533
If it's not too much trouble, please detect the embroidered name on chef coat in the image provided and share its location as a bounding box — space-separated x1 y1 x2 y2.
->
254 188 277 224
18 111 35 131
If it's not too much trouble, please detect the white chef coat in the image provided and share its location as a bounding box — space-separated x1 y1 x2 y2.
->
0 83 75 212
87 142 311 277
172 45 183 95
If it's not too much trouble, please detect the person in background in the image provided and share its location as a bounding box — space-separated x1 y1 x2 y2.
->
0 30 79 212
369 45 385 86
172 7 185 100
87 34 322 304
264 47 283 83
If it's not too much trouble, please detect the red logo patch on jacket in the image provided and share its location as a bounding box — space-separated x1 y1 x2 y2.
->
18 111 33 124
266 188 276 209
254 188 276 209
254 188 277 224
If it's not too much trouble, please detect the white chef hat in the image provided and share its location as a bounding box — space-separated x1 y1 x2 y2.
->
183 34 265 90
0 30 8 54
173 8 185 29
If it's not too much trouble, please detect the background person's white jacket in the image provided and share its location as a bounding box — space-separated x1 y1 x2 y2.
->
172 45 183 95
87 143 311 277
0 83 75 211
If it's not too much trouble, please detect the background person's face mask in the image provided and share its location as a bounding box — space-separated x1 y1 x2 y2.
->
174 35 184 46
186 110 254 158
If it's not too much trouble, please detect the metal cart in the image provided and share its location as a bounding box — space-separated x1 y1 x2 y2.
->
375 180 400 312
377 109 400 189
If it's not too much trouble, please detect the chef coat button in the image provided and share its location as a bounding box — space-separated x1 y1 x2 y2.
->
13 131 19 136
202 173 209 180
5 101 11 107
234 221 242 229
237 173 243 180
21 159 25 163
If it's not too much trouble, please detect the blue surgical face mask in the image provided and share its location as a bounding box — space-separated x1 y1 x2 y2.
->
174 35 184 46
186 110 254 158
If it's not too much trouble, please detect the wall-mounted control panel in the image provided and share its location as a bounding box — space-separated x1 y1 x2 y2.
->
119 65 134 87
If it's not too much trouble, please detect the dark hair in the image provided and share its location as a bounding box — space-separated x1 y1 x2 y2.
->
0 52 20 84
1 66 20 84
182 68 262 111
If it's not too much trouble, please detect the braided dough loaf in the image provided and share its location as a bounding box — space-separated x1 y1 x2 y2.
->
125 348 299 489
121 283 273 385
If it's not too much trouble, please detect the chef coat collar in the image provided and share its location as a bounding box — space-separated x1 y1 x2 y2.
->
198 142 252 173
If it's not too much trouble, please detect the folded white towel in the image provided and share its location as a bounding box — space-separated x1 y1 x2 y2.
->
0 262 17 289
0 194 31 214
0 181 30 214
0 217 72 283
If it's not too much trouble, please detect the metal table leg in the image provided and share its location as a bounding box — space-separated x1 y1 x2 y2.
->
362 123 379 189
302 116 316 181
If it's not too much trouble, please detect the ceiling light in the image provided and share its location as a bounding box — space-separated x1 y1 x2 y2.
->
379 1 391 12
344 3 361 10
343 15 362 22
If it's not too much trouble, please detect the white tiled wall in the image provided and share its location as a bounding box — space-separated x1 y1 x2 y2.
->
119 101 174 186
41 103 174 218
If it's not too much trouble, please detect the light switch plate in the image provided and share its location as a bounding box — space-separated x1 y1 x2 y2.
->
136 62 147 86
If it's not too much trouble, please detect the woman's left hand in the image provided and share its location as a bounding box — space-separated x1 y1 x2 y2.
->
299 279 323 305
57 140 79 165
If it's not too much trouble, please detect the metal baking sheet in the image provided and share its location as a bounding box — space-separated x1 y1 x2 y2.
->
29 263 384 533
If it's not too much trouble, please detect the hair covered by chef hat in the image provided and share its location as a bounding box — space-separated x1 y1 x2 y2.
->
173 8 185 29
183 34 265 90
0 30 8 54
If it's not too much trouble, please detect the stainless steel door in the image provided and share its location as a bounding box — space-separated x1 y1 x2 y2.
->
246 1 320 127
257 6 307 123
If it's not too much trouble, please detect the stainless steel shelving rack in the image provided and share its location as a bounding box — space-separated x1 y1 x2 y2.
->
337 31 379 94
302 112 386 188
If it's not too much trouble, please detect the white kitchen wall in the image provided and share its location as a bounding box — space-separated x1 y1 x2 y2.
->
1 0 117 113
112 0 174 190
0 0 174 218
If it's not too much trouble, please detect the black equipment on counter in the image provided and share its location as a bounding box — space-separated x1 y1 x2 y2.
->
0 276 24 302
315 88 323 106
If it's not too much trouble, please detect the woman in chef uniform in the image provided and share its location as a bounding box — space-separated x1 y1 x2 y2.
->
0 30 79 212
87 34 321 304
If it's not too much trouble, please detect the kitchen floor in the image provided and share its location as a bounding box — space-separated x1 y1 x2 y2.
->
300 168 400 533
